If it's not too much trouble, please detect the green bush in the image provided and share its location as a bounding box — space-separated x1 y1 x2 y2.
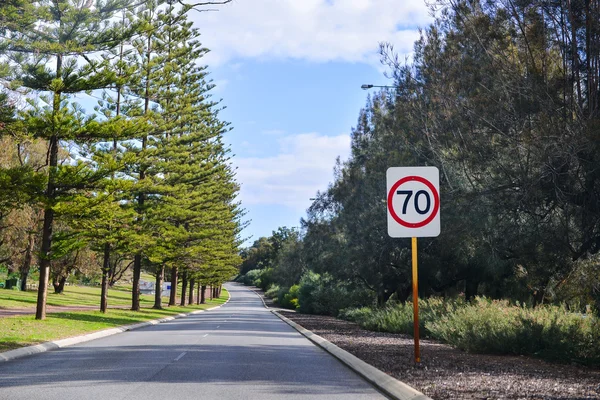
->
425 297 600 365
256 268 274 291
278 284 299 309
236 269 263 286
338 307 373 324
340 297 600 366
296 271 370 316
265 284 280 299
427 298 521 353
340 297 462 335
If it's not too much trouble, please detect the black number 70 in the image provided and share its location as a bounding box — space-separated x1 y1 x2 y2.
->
396 190 431 215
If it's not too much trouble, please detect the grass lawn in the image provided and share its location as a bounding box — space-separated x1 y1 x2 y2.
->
0 285 158 308
0 278 210 309
0 287 228 352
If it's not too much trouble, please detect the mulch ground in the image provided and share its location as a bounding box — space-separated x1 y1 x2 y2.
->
280 311 600 400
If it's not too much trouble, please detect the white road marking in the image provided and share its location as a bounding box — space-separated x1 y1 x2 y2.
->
203 334 208 337
174 352 186 361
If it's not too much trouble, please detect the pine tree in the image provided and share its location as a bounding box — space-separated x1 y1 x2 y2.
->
120 0 169 311
2 0 139 319
91 8 142 313
140 2 242 308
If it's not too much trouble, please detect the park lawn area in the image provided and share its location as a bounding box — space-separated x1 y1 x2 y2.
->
0 276 209 309
0 285 158 309
0 288 228 352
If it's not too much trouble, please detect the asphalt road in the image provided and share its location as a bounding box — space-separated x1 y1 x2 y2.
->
0 283 387 400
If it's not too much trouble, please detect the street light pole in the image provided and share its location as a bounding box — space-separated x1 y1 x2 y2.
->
361 84 397 90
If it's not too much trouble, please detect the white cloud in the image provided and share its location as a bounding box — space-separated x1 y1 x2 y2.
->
262 129 285 136
190 0 432 66
234 132 350 210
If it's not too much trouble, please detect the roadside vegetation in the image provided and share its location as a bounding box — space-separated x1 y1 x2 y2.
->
340 298 600 366
236 0 600 368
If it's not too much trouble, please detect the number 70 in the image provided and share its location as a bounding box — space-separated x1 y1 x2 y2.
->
396 190 431 215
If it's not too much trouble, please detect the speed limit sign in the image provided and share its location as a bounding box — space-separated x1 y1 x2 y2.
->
387 166 440 363
387 167 440 238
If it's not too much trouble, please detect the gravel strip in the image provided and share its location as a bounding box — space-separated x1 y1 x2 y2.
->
280 312 600 400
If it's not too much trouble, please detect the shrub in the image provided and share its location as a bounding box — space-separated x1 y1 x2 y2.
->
256 268 274 291
236 269 263 286
340 297 462 336
338 307 373 324
265 284 280 299
296 271 369 316
340 297 600 365
426 297 600 365
427 298 522 353
350 302 415 334
278 284 300 309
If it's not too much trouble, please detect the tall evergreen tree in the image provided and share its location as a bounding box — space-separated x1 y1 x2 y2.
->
1 0 139 319
144 1 242 309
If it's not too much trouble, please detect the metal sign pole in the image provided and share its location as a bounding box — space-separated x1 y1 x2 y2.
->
412 237 420 363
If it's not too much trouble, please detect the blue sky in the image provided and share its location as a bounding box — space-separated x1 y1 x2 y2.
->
187 0 433 246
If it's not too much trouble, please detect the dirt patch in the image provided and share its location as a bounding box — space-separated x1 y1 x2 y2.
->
280 311 600 400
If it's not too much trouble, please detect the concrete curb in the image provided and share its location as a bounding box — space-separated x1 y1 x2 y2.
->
0 290 231 363
249 286 269 308
272 310 432 400
248 286 295 313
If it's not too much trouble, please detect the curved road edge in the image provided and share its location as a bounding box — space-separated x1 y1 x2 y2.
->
272 310 432 400
0 290 232 363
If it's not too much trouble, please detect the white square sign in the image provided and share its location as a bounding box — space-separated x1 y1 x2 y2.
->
387 167 441 238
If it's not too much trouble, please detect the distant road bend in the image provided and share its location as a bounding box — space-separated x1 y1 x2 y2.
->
0 283 387 400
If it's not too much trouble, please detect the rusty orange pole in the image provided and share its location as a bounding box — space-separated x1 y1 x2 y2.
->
412 237 420 363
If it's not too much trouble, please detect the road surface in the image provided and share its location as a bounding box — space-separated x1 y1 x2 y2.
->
0 283 387 400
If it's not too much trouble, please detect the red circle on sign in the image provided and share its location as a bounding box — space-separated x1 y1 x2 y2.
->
387 176 440 228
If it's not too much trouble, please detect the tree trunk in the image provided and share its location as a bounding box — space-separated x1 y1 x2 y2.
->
209 285 214 300
169 266 178 306
465 277 479 302
36 142 57 319
19 271 28 292
376 288 393 307
196 282 200 305
52 275 67 294
131 253 141 311
532 288 545 307
100 242 110 313
188 278 195 305
36 54 62 320
108 258 118 288
394 284 411 303
200 285 206 304
19 233 35 291
180 272 187 306
218 285 222 298
132 30 150 312
153 265 164 310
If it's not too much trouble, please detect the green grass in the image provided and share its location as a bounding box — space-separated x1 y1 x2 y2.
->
0 285 158 308
0 279 212 309
0 288 228 352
